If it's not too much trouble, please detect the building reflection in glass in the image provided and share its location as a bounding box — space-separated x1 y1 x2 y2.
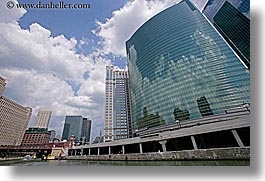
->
126 0 250 130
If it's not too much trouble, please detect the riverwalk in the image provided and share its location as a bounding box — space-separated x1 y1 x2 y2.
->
66 147 250 161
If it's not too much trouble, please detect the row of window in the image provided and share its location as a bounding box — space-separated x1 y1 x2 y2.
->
126 2 249 128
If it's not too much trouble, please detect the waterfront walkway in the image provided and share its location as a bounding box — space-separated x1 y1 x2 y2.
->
68 107 250 159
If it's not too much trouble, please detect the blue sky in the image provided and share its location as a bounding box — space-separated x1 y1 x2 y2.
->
0 0 207 142
19 0 127 38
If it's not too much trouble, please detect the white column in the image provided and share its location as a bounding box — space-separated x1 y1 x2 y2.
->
88 148 91 155
231 130 244 147
122 145 125 154
97 147 100 155
191 136 198 150
81 148 83 156
159 140 167 152
109 146 111 155
139 143 143 154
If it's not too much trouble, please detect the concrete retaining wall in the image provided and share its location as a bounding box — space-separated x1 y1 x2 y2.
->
66 147 250 161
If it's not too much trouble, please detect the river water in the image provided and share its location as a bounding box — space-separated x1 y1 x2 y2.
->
0 159 250 166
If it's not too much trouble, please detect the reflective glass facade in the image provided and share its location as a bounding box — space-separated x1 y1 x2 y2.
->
62 116 83 141
202 0 250 20
81 118 91 143
213 1 250 68
126 0 250 130
203 0 250 68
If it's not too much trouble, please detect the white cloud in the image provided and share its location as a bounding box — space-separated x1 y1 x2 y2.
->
0 0 207 141
93 0 208 57
0 0 26 24
93 0 177 57
0 22 88 82
0 2 112 140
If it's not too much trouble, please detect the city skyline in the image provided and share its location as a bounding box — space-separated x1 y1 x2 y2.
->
0 0 212 141
0 0 253 169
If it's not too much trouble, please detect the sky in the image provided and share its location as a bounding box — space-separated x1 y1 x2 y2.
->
0 0 208 142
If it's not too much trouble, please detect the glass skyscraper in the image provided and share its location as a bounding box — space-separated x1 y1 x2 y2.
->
202 0 250 20
62 115 91 143
81 118 92 144
126 0 250 130
202 0 250 68
104 66 132 142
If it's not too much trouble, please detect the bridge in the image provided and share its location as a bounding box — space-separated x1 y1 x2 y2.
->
0 145 53 158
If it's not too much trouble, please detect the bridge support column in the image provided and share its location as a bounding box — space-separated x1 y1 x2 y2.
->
191 136 198 150
122 145 125 154
109 146 111 155
74 150 77 156
88 148 91 155
97 147 100 155
159 140 167 152
139 143 143 154
231 129 244 147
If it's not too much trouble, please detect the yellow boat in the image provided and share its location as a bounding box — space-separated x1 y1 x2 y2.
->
47 155 55 160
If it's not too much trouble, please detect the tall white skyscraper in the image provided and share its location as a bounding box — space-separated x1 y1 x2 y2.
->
104 66 132 142
34 108 52 129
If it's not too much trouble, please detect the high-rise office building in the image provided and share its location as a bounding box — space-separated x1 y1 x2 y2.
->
62 116 83 142
0 97 32 145
203 0 250 21
81 118 92 144
202 0 250 68
126 0 250 130
21 128 51 145
34 108 52 129
0 76 32 145
0 76 6 96
104 66 132 142
62 116 91 144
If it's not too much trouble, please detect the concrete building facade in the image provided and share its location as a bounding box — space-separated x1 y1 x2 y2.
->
0 96 32 146
34 108 52 129
69 107 250 158
0 76 32 146
104 66 132 142
0 76 6 96
21 128 51 145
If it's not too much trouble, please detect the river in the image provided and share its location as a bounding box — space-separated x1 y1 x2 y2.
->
0 159 250 166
